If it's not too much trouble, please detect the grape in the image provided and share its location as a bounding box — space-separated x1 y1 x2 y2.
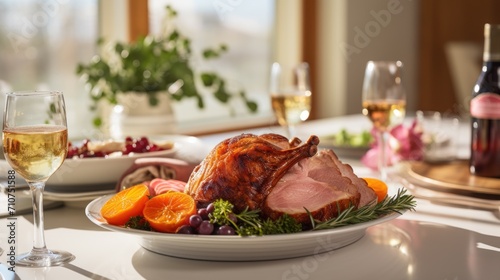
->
206 203 215 214
216 225 236 235
149 145 160 152
176 225 196 234
93 151 106 157
132 143 139 152
138 137 149 148
123 143 134 155
198 220 214 235
67 145 79 158
228 213 238 224
198 208 209 220
189 215 203 228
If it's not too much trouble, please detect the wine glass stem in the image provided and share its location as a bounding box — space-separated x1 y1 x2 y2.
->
378 131 388 181
29 181 48 253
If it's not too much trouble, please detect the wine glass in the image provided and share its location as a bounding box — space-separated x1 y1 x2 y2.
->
269 62 312 139
361 61 406 181
2 91 74 267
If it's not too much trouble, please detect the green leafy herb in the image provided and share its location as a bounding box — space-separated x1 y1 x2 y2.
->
310 188 416 231
209 199 302 236
125 216 151 231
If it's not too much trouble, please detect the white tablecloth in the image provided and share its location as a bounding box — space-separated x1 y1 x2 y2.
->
1 114 499 280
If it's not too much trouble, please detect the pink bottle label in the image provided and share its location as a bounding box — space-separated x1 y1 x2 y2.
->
470 93 500 119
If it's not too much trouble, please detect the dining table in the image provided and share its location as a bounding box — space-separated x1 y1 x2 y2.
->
1 114 500 280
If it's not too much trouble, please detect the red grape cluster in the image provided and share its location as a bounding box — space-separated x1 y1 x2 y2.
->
176 203 237 235
67 136 166 158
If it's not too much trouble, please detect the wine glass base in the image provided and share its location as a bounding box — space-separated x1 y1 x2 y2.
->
16 249 75 267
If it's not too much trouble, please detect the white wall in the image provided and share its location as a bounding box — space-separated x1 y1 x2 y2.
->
99 0 129 42
316 0 419 118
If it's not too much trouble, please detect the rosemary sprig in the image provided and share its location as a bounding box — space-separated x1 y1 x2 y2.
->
310 188 416 231
210 199 302 236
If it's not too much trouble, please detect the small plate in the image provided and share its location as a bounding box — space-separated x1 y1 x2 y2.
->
85 194 402 261
44 189 115 201
318 135 370 159
399 160 500 197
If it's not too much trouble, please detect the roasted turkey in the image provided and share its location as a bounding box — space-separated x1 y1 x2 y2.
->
184 133 376 225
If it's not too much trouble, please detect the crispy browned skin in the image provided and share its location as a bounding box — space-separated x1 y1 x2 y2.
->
184 133 319 212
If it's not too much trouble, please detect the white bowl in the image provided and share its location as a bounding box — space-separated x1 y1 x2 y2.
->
0 135 207 193
47 146 177 188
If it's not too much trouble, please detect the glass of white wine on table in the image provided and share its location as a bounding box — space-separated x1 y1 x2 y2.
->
270 62 312 139
2 91 74 267
361 61 406 181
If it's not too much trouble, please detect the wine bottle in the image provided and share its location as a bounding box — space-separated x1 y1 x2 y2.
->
470 23 500 178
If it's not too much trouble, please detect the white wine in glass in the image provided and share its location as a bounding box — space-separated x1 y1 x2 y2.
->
361 61 406 180
270 62 312 139
2 91 74 267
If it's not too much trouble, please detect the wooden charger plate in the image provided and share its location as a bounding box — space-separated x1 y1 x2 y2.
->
400 160 500 198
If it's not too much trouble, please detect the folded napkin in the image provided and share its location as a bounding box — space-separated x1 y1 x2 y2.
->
116 157 197 192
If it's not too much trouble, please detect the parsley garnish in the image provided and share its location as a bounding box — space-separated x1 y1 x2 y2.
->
209 199 302 236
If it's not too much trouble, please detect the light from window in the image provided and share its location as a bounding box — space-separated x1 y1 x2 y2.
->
148 0 275 132
0 0 98 138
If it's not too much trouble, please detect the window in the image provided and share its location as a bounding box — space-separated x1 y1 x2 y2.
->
148 0 276 133
0 0 99 139
0 1 278 138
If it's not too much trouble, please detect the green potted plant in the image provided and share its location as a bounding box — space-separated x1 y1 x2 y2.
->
76 5 257 130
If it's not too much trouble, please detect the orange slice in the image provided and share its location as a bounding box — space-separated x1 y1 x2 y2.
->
100 184 150 226
143 192 197 233
363 177 388 203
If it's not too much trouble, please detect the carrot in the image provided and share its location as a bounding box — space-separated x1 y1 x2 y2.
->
100 184 150 226
143 192 197 233
363 177 388 203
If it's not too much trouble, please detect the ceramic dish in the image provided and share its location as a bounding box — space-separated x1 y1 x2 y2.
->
44 189 116 208
42 134 207 190
399 160 500 197
318 135 370 159
86 195 402 261
0 135 207 194
46 144 178 187
44 189 115 202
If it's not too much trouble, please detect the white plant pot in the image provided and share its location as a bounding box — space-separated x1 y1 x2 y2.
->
116 92 174 116
99 91 176 139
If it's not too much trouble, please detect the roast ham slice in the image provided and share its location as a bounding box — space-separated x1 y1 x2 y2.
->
306 149 376 207
262 149 376 224
262 175 356 224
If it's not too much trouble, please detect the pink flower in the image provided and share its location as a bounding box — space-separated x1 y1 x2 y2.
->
361 120 423 170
